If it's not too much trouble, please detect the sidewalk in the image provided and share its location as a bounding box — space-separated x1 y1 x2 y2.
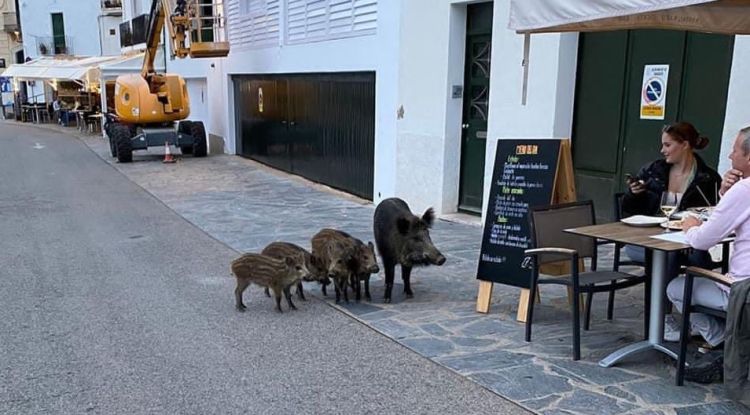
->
32 122 750 414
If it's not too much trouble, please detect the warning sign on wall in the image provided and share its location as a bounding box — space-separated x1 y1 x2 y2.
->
640 64 669 120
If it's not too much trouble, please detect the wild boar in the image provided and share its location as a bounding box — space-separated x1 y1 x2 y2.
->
373 197 446 303
230 253 308 312
261 241 328 301
311 229 359 303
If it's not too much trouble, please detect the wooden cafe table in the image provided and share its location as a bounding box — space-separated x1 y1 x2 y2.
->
565 222 689 368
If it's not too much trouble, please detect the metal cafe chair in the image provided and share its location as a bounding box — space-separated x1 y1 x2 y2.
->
676 266 731 386
524 200 647 360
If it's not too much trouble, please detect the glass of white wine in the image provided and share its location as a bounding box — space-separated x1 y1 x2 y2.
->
660 192 679 232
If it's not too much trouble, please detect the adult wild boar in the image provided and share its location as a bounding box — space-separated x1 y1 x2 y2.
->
373 198 446 303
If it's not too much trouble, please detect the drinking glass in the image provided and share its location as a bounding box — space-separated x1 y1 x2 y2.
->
660 192 679 232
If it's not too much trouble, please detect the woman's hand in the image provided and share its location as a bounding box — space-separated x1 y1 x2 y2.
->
720 168 743 196
628 179 646 194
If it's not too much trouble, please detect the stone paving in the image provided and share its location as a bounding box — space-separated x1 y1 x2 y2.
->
37 124 750 414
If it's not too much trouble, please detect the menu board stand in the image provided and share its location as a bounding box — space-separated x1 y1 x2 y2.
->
475 139 576 322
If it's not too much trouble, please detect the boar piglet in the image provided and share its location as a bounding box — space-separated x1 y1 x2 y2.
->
373 197 446 303
261 242 328 301
348 239 380 302
230 253 308 312
311 229 358 303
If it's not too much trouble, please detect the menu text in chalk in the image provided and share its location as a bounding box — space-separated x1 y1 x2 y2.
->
476 139 561 287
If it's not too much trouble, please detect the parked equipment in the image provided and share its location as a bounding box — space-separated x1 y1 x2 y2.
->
105 0 229 162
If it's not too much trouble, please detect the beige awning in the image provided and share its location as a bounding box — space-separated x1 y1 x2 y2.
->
0 55 128 83
508 0 750 104
509 0 750 35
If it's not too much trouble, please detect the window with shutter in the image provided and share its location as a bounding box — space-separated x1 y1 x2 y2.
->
285 0 376 44
228 0 281 48
227 0 376 48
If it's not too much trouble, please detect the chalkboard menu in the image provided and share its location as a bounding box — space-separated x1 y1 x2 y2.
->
476 139 562 288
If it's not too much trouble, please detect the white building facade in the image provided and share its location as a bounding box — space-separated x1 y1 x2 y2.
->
213 0 750 220
19 0 122 59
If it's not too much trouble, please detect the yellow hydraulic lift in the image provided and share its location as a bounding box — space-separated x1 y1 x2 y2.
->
107 0 229 162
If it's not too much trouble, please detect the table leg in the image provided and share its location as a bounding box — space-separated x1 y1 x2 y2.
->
599 250 677 367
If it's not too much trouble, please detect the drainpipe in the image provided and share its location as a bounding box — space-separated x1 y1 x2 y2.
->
97 15 105 55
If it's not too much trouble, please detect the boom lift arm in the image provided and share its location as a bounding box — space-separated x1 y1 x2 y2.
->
108 0 229 162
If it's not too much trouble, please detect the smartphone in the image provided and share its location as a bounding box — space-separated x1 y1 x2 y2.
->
625 174 645 186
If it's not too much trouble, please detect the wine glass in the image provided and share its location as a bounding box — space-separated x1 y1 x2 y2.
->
660 192 679 232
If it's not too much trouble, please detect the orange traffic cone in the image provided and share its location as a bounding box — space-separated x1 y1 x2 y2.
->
163 142 176 164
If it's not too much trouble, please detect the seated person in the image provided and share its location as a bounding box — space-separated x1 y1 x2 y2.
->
667 126 750 379
621 122 721 278
52 97 61 123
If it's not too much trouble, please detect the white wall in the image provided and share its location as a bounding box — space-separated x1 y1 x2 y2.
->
372 0 401 204
100 15 122 56
185 77 209 128
19 0 104 58
392 0 466 215
719 35 750 174
482 0 578 222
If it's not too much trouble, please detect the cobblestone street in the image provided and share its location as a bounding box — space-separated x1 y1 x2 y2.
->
71 125 749 415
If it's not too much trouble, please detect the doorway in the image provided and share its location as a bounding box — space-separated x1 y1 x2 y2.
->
458 2 493 214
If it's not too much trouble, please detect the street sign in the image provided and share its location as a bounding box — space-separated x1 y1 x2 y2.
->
640 64 669 120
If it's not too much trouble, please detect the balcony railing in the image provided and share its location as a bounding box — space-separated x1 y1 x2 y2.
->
35 36 73 56
0 11 18 32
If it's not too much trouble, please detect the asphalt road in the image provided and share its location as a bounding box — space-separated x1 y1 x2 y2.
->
0 123 529 414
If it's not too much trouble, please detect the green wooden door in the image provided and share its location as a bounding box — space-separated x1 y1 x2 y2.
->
573 30 733 221
458 2 493 213
51 13 66 54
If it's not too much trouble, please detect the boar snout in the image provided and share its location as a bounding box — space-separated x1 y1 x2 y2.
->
368 264 380 274
434 254 446 266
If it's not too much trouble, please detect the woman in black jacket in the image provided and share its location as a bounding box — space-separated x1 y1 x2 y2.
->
622 123 721 217
621 122 722 342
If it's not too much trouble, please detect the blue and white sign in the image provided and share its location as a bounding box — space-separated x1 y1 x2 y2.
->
0 77 10 93
640 64 669 120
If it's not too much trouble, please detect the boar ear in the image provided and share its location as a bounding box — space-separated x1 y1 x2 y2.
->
397 217 411 235
422 208 435 228
368 241 375 252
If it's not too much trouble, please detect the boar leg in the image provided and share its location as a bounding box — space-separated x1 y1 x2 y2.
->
234 278 250 312
363 274 371 301
296 281 306 301
351 273 362 302
333 276 348 303
383 258 396 303
272 288 284 313
341 277 350 303
264 287 271 298
402 265 414 298
321 277 330 296
283 286 297 310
